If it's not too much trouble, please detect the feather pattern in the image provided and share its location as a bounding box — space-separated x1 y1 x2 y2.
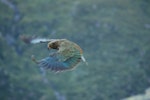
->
21 36 87 72
36 53 81 72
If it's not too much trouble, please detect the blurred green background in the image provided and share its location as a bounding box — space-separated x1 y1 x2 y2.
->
0 0 150 100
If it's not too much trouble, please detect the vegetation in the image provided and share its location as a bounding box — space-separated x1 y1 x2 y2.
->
0 0 150 100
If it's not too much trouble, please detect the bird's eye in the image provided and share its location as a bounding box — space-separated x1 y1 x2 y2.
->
52 43 56 46
48 42 59 49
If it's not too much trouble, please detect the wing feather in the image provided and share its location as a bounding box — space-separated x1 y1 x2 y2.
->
34 53 81 72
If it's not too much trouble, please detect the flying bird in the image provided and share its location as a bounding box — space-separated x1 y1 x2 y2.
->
21 35 87 72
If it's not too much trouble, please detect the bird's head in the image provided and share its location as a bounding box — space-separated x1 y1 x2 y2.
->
47 40 60 50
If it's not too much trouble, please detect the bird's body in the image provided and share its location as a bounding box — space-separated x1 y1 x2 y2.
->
21 36 87 72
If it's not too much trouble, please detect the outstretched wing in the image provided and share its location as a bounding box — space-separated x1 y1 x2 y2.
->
20 35 56 44
32 53 81 72
21 35 87 72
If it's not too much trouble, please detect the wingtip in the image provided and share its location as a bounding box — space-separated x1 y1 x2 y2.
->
30 38 51 44
20 35 53 44
31 55 38 64
20 35 37 44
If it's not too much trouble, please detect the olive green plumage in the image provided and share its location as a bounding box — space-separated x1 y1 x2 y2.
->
21 36 87 72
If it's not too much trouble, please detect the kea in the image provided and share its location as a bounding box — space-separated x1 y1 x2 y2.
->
21 35 87 72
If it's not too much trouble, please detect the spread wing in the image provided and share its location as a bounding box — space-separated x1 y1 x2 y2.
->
20 35 57 44
20 35 88 72
32 53 81 72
